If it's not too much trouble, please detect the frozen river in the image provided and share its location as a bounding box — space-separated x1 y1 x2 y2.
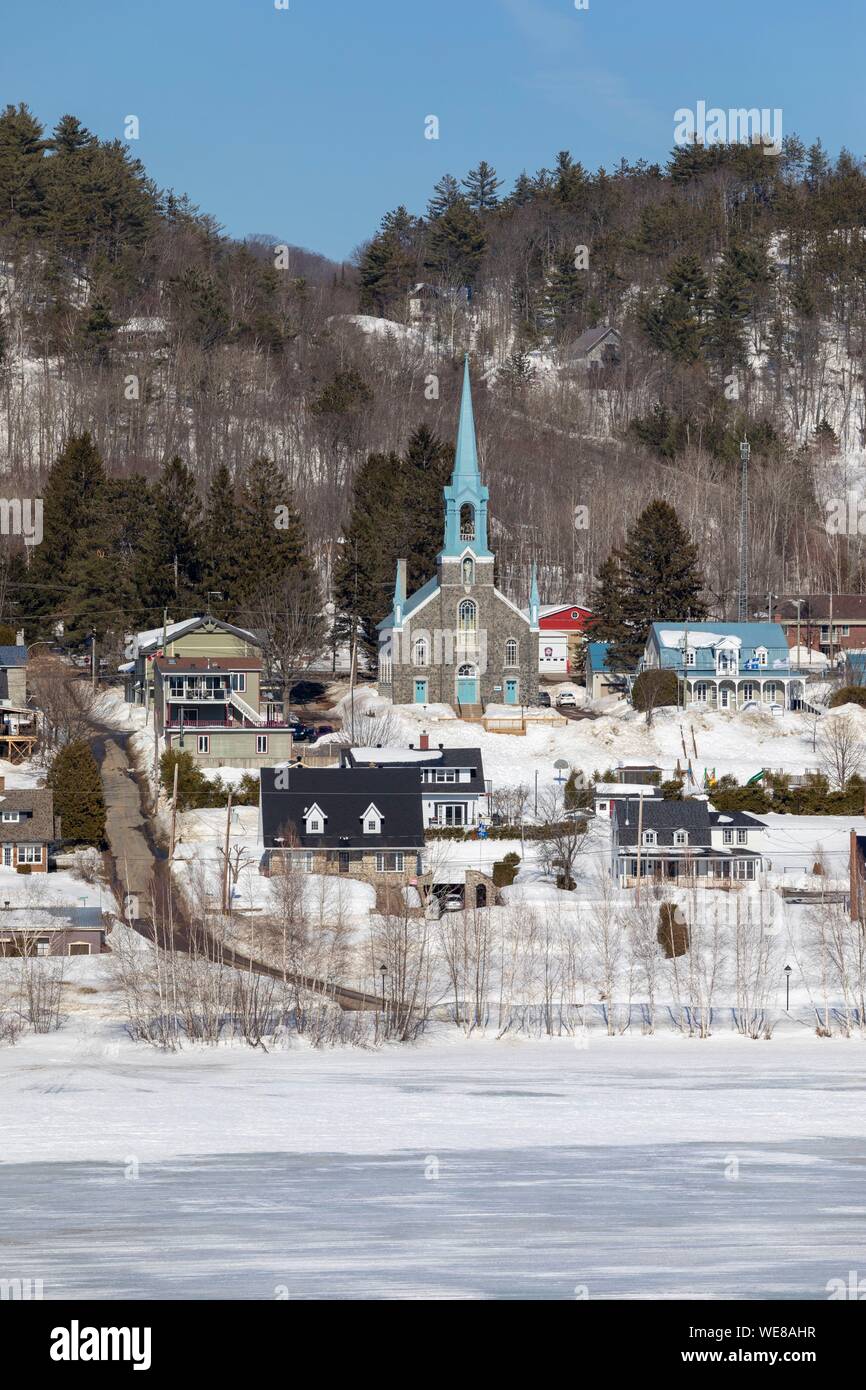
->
2 1024 865 1299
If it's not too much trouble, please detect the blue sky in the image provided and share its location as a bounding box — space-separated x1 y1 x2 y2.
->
1 0 863 261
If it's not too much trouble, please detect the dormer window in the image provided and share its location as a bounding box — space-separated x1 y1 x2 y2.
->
673 829 687 845
642 830 657 846
684 647 696 667
754 647 768 668
1 811 20 823
361 803 383 835
303 803 327 835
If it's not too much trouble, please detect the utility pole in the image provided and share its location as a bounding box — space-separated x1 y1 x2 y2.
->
635 791 645 905
169 760 179 861
91 628 98 692
737 438 750 622
221 788 233 913
349 633 357 743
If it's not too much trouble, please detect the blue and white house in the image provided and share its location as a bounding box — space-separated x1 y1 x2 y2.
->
640 622 803 712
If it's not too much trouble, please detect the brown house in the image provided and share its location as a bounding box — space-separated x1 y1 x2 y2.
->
775 596 866 658
0 784 56 873
0 905 107 956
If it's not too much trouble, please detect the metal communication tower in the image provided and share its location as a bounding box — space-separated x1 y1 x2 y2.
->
737 438 750 621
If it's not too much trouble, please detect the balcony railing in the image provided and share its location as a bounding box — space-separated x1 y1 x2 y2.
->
165 718 291 730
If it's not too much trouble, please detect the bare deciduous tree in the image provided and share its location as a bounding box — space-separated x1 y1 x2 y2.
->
817 711 864 788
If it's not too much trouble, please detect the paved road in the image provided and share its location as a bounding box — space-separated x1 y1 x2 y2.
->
95 730 389 1012
98 733 160 917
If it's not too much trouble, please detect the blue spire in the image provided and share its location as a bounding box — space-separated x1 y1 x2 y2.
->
440 356 492 559
529 560 540 628
452 354 480 484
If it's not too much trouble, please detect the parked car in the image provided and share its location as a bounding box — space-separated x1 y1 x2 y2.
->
441 894 464 913
536 690 551 707
307 724 334 742
557 690 578 708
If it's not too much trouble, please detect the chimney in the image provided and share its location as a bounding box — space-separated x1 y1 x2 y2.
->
420 731 429 751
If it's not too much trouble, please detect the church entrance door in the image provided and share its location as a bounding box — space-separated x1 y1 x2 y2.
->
456 664 478 704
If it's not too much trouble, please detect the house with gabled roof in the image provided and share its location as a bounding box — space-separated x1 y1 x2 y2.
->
340 732 489 828
122 615 268 710
640 622 804 713
560 324 621 370
0 782 57 873
610 796 766 886
259 765 425 880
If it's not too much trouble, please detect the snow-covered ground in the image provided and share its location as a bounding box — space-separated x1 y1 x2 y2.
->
1 1002 865 1299
334 683 845 791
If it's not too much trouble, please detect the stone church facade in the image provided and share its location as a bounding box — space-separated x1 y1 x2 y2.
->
378 359 539 714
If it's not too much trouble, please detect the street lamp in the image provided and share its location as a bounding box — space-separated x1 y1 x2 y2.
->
784 963 792 1011
379 963 387 1013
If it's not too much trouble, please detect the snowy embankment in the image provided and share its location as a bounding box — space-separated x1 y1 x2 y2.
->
331 683 838 789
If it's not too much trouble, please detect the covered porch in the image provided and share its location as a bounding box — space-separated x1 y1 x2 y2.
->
680 676 802 712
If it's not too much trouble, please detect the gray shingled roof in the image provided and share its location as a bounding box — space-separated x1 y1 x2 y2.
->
613 798 711 847
0 789 55 842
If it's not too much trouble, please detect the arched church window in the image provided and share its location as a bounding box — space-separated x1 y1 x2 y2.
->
412 636 428 666
458 599 477 631
462 556 475 585
459 503 475 541
505 638 518 667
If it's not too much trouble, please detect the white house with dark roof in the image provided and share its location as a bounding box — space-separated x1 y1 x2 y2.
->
610 797 766 886
341 734 489 828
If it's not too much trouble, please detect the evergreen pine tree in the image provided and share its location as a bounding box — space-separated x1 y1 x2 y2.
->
235 457 316 604
588 556 630 650
639 253 709 363
610 500 706 666
137 456 203 614
396 424 453 593
26 432 107 632
425 197 486 286
427 174 461 220
47 740 106 846
77 296 116 365
0 103 46 240
201 464 241 611
508 172 535 207
358 206 420 316
461 160 503 211
333 451 404 658
542 249 587 342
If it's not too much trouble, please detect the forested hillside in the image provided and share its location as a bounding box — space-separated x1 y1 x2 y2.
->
2 103 866 652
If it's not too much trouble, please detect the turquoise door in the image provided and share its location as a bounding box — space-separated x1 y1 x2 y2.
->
414 679 428 703
504 679 518 705
456 667 478 703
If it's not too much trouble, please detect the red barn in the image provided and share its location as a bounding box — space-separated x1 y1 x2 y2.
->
538 605 592 675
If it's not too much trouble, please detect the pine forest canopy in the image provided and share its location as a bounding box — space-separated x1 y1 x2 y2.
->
2 105 866 642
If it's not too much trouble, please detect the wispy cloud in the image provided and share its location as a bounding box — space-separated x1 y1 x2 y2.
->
496 0 663 138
